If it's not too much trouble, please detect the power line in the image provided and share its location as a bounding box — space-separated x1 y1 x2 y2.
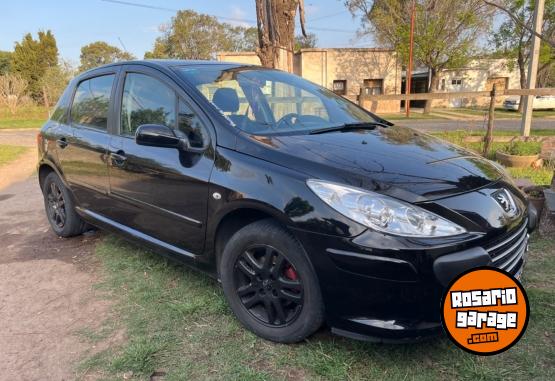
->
100 0 357 34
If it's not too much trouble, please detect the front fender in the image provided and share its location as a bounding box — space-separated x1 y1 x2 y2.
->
206 147 366 244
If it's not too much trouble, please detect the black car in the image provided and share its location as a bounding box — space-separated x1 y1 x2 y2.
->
37 60 537 343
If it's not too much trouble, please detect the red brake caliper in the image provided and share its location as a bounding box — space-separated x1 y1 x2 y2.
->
284 264 298 281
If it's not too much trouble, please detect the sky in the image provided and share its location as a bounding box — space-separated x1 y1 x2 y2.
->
1 0 371 66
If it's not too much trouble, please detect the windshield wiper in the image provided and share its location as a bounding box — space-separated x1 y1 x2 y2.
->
308 121 391 135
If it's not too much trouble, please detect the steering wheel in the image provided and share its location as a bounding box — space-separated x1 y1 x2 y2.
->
276 113 301 129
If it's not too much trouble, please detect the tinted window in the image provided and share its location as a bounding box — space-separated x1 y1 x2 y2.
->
121 73 176 135
71 74 114 129
177 99 209 149
50 82 74 124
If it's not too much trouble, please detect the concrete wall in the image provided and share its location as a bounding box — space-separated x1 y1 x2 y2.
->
216 52 262 66
297 48 401 113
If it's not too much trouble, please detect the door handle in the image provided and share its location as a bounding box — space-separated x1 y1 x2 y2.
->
56 137 68 149
110 151 127 168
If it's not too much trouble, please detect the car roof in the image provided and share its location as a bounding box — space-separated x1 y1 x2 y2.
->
79 59 247 76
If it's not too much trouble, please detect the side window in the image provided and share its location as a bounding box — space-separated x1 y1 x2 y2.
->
50 82 74 124
70 74 114 130
121 73 176 136
177 99 209 149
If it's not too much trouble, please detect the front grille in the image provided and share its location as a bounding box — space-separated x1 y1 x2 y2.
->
485 219 529 274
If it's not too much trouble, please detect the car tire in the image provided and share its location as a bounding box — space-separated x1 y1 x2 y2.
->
219 219 324 343
42 172 87 237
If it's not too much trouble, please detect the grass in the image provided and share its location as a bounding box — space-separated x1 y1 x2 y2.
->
79 234 555 380
0 145 29 166
381 112 446 121
450 107 555 119
0 105 49 129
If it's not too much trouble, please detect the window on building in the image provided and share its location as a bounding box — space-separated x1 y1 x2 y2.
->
71 74 115 130
440 79 446 91
451 79 463 86
332 80 347 95
363 79 383 95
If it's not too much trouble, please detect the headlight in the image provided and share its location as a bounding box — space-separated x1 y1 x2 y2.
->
307 180 466 237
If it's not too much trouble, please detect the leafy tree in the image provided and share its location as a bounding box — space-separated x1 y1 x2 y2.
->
39 61 74 108
295 33 318 51
346 0 494 112
144 10 257 59
491 0 554 108
11 30 59 101
79 41 135 72
0 51 12 74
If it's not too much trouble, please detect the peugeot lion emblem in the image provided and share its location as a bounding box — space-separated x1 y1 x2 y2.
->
493 189 517 216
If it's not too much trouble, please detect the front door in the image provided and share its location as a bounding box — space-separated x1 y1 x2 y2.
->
106 66 214 255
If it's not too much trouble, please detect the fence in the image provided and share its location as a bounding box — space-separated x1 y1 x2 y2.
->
359 87 555 155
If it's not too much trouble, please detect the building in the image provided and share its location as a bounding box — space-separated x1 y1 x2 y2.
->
405 59 522 108
217 49 522 113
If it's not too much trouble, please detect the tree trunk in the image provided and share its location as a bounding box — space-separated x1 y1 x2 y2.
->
255 0 306 71
517 51 526 113
42 86 49 109
423 69 439 114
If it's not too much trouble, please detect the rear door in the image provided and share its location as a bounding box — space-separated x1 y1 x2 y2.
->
59 68 119 214
105 65 215 254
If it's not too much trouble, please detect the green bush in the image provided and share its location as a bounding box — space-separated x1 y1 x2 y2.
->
498 141 542 156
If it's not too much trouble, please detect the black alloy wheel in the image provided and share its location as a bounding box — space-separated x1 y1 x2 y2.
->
46 181 66 229
42 172 87 237
234 244 303 327
220 219 323 343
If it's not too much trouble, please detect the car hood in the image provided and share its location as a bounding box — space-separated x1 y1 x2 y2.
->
236 126 505 202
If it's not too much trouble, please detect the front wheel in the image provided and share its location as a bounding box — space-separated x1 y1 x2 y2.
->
220 219 324 343
42 172 87 237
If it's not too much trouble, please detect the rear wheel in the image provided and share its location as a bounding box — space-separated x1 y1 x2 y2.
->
220 219 324 343
42 172 87 237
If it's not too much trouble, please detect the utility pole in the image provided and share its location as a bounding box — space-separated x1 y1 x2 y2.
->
520 0 545 136
406 0 416 117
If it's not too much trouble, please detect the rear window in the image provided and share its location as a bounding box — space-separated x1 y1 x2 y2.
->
70 74 115 130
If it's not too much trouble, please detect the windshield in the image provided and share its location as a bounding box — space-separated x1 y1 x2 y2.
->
176 65 380 135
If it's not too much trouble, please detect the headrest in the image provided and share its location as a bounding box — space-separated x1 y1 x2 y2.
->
212 88 239 113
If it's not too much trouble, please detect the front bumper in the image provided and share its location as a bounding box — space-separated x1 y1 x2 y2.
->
293 206 536 342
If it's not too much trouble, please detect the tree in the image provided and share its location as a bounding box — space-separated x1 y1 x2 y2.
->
39 61 74 108
11 30 59 101
0 51 12 75
346 0 493 113
144 10 256 59
0 74 28 115
491 0 554 110
484 0 555 48
255 0 307 69
79 41 135 72
295 33 318 51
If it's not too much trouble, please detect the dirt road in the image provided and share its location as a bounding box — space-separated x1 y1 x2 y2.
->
0 130 108 380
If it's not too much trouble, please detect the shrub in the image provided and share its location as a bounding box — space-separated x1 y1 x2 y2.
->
498 141 542 156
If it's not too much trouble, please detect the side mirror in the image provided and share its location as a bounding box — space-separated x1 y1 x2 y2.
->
135 124 205 154
136 124 180 148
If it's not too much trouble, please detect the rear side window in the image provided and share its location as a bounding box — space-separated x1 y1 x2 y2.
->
50 83 73 124
121 73 176 135
70 74 115 130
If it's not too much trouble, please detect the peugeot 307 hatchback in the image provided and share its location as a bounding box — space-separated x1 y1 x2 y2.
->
38 60 537 343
